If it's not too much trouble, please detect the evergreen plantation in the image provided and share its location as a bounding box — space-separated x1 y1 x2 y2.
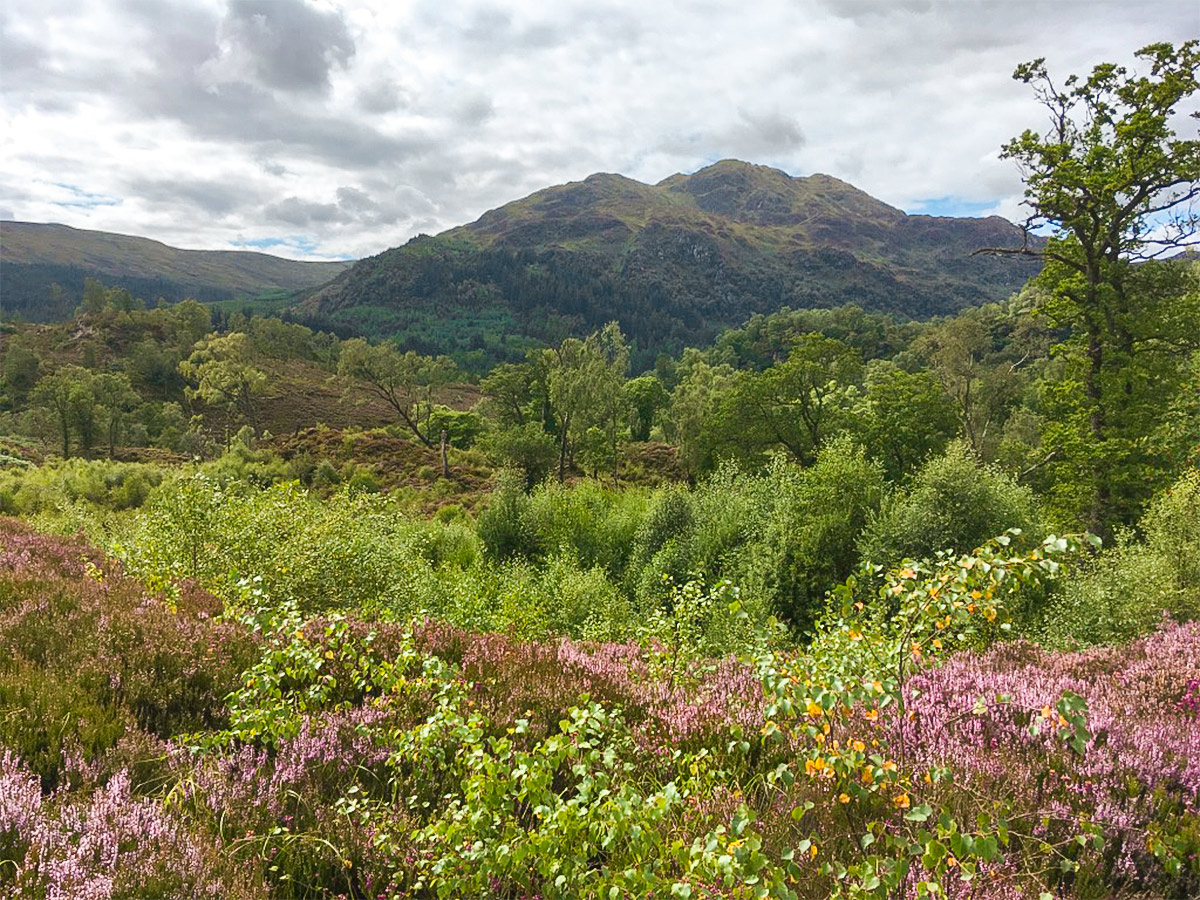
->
0 42 1198 900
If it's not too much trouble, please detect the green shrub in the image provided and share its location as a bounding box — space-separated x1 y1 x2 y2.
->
525 478 647 577
857 441 1042 566
481 422 557 489
1041 468 1200 647
477 469 540 560
0 458 165 516
748 440 885 632
1144 467 1200 593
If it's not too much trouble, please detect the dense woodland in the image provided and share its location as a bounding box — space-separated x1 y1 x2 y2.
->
0 42 1198 900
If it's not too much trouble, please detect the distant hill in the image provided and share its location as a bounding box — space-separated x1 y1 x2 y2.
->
302 160 1041 367
0 222 352 321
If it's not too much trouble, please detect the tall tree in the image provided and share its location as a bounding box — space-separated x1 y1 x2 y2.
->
179 332 267 435
543 324 629 481
337 338 456 447
730 333 862 465
574 322 631 481
988 41 1200 530
623 375 669 442
663 351 737 478
30 366 97 459
94 372 142 459
544 337 587 481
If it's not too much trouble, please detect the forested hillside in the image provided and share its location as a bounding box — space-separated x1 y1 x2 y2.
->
301 161 1042 368
0 41 1198 900
0 221 350 322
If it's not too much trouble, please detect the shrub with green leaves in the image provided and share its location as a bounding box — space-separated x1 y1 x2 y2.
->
1041 468 1200 647
857 441 1042 567
0 456 165 517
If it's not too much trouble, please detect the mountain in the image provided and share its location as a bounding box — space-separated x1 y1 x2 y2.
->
302 160 1041 367
0 221 352 321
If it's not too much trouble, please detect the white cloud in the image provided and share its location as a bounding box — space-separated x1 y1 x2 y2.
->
1 0 1195 260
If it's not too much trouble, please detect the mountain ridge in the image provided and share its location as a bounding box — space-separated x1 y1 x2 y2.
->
1 221 351 321
303 160 1041 367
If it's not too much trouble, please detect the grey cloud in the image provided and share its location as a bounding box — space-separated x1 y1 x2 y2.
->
0 14 45 74
736 109 806 152
266 185 439 230
212 0 355 95
335 187 377 213
462 6 512 43
129 78 435 169
651 110 805 179
93 6 433 171
358 80 409 114
454 95 495 127
265 196 343 227
455 4 568 55
820 0 933 21
128 177 263 217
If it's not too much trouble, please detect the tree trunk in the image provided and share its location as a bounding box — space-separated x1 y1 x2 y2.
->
558 413 570 482
1084 309 1110 539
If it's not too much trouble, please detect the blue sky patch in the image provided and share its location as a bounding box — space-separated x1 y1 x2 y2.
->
907 196 999 218
50 183 121 209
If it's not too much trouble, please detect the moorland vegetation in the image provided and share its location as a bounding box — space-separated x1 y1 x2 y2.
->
0 42 1198 900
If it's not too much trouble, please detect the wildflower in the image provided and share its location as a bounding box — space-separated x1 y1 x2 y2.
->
892 792 910 809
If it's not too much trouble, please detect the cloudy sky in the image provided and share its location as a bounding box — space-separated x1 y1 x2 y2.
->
2 0 1196 261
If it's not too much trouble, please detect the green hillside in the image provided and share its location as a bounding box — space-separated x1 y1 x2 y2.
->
0 221 351 321
303 160 1041 367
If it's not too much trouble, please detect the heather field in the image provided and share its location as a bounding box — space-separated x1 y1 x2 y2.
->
1 487 1196 899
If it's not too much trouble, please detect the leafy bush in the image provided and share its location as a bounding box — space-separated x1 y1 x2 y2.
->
745 441 884 632
0 457 165 516
525 478 648 577
857 441 1042 566
1041 468 1200 647
477 468 541 561
481 421 558 488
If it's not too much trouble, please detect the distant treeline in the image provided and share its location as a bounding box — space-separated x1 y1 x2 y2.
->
0 262 241 321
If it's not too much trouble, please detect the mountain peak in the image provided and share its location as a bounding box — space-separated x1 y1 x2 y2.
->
657 159 903 227
305 160 1039 366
